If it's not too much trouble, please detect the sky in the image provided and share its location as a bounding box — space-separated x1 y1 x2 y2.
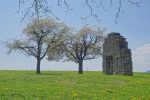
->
0 0 150 72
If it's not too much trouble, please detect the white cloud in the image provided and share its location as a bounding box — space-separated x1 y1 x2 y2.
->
132 44 150 72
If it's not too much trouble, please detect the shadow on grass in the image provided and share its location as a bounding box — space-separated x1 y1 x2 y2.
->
38 73 62 76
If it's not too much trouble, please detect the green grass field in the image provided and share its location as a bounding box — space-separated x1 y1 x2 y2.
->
0 71 150 100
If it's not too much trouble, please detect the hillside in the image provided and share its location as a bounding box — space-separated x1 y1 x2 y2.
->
146 70 150 73
0 71 150 100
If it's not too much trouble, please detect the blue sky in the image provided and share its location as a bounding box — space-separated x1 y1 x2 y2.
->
0 0 150 72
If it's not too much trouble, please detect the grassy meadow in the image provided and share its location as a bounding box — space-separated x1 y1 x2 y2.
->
0 71 150 100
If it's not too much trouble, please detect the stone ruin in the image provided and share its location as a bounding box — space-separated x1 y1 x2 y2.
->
102 32 133 76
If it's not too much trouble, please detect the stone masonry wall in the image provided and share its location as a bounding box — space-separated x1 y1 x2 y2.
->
102 32 133 76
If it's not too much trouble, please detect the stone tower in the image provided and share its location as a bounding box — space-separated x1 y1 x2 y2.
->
102 32 133 76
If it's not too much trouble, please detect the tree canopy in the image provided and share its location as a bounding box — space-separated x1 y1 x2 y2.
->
63 25 105 74
7 18 69 73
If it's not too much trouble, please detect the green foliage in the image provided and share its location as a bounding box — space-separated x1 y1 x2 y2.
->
0 71 149 100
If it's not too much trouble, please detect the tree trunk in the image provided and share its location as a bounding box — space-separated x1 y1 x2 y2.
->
78 60 83 74
36 58 41 74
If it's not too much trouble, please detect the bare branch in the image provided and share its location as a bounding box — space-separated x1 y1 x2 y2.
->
81 0 100 22
63 0 73 11
128 0 143 7
18 0 143 23
21 1 35 22
97 0 106 11
115 0 122 24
